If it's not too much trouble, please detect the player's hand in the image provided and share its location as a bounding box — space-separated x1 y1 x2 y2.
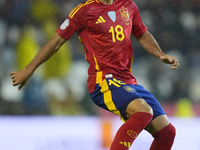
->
10 69 32 90
160 55 179 69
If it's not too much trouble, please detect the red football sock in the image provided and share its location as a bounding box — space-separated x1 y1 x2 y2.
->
150 123 176 150
110 112 153 150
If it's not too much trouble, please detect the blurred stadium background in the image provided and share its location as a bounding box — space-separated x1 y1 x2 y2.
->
0 0 200 150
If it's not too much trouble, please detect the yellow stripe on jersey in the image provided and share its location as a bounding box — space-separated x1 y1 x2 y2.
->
78 36 82 43
130 56 133 72
69 4 84 18
69 5 79 17
69 0 96 18
93 53 99 71
99 80 121 116
93 53 103 83
85 53 87 61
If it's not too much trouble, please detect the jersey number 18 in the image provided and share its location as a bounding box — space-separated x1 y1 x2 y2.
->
109 25 125 42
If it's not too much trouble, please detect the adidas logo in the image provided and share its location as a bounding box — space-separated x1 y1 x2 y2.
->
119 142 131 148
96 16 106 24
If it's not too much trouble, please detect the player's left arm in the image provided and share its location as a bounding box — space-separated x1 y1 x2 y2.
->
135 31 179 69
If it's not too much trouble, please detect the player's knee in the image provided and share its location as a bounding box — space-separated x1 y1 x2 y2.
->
137 99 153 115
138 103 153 115
126 99 153 118
144 104 153 115
154 123 176 141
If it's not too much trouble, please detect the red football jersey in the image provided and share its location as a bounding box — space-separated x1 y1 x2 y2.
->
56 0 147 93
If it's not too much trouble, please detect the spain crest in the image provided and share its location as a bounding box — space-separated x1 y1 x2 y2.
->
123 86 135 93
120 6 130 22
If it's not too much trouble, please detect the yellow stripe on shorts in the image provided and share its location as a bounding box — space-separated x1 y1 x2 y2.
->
96 71 103 84
99 80 121 116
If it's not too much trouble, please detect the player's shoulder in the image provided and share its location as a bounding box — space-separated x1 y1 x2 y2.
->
69 0 96 18
117 0 137 8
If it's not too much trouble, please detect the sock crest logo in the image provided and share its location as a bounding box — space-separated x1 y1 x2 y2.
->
127 130 137 138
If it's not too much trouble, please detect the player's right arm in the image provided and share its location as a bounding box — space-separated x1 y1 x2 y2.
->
10 33 66 90
11 2 86 91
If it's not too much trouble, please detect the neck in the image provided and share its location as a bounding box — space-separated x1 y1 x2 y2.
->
99 0 114 5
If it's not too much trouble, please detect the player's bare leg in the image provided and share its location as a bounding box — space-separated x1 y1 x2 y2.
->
110 98 153 150
145 115 169 135
145 115 176 150
126 98 153 117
